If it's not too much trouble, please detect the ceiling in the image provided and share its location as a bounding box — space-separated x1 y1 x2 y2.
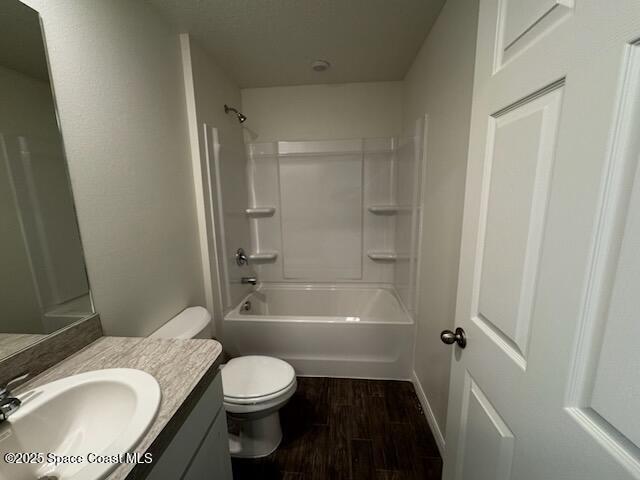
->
147 0 446 88
0 0 49 81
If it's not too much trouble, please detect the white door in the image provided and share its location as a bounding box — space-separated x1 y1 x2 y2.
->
443 1 640 479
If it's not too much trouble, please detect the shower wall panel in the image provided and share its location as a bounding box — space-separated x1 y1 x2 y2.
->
246 138 404 285
279 151 363 280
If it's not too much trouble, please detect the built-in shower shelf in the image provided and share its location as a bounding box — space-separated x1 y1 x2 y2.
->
249 251 278 262
367 251 398 261
368 205 399 214
245 207 276 217
368 205 412 214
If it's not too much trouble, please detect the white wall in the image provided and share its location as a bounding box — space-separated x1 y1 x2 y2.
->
180 35 253 331
404 0 479 448
23 0 205 336
241 82 404 142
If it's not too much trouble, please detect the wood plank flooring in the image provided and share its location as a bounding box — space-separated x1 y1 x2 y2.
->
231 377 443 480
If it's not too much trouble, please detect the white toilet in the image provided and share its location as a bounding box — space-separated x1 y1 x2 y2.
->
150 306 213 340
150 306 297 459
222 355 296 458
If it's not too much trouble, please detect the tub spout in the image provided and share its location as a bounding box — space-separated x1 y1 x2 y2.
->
241 277 258 286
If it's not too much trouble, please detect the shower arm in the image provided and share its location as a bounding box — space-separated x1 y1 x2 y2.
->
224 104 247 123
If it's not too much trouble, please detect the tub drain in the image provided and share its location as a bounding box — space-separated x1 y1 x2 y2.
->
38 476 58 480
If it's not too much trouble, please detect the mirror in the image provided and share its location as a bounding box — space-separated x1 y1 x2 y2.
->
0 1 94 359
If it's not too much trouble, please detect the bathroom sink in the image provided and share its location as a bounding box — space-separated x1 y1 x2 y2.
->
0 369 161 480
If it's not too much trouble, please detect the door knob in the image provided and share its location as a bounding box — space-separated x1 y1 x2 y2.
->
440 327 466 349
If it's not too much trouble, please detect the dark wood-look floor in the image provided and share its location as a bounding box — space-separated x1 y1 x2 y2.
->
232 377 443 480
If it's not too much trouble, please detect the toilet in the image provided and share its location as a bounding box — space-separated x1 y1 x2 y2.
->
222 355 296 458
149 306 213 340
150 306 296 458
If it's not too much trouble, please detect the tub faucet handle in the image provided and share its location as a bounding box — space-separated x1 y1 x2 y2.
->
236 248 248 266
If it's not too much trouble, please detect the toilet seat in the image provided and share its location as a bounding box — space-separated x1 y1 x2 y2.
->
224 376 297 405
221 355 296 414
222 355 295 400
224 379 297 414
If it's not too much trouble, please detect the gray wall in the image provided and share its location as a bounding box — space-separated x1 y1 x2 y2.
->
403 0 480 444
23 0 205 336
241 82 404 142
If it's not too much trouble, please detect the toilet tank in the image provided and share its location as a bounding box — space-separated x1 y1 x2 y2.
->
150 306 213 339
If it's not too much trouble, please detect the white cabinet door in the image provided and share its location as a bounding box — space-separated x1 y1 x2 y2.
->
183 408 232 480
443 1 640 479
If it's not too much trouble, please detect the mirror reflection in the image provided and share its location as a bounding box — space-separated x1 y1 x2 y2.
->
0 1 93 358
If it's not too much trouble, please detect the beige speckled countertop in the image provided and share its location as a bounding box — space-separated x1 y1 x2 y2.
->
16 336 224 480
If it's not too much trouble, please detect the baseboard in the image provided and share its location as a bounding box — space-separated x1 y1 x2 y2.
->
411 370 445 456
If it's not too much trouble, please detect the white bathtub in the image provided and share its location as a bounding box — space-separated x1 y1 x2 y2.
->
223 284 414 379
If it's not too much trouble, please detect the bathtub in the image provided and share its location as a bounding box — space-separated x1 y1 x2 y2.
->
223 284 414 379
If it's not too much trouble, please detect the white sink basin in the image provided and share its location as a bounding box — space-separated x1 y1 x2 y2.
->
0 368 161 480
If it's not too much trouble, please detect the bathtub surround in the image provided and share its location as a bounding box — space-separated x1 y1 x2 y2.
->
246 138 406 285
21 0 205 337
403 0 480 451
241 94 424 290
235 134 424 379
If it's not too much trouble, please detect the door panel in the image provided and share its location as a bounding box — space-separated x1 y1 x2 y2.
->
591 160 640 447
477 87 562 360
444 1 640 479
497 0 575 67
566 42 640 468
456 374 514 480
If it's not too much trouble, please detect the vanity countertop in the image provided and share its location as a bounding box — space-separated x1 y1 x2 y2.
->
16 335 224 480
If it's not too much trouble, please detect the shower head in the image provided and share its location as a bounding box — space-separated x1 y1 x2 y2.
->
224 104 247 123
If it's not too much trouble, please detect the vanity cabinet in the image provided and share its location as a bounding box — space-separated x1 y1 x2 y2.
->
147 371 232 480
182 409 232 480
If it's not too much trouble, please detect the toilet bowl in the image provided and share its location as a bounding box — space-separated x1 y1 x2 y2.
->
221 355 296 458
150 307 296 459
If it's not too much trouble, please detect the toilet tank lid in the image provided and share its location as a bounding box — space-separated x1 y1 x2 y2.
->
150 306 211 339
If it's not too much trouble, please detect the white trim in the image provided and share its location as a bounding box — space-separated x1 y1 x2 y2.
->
179 34 215 315
411 113 429 368
412 369 445 456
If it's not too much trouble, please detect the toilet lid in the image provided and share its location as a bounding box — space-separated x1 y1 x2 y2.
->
222 356 295 400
